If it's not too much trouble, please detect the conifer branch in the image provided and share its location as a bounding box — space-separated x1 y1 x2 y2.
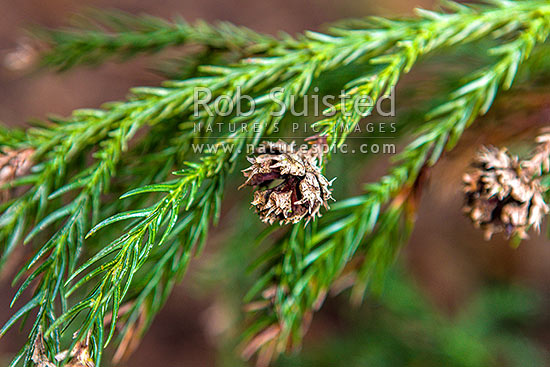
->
315 0 550 147
243 9 550 363
36 10 277 70
44 51 337 365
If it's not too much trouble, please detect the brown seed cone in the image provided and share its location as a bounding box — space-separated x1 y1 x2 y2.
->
241 140 333 225
463 146 549 240
0 147 34 202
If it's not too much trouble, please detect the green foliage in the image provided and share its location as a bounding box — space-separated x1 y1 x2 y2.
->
198 230 546 367
35 10 277 70
275 270 546 367
242 2 550 357
1 1 550 366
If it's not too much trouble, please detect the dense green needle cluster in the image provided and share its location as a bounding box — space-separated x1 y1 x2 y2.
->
1 1 550 366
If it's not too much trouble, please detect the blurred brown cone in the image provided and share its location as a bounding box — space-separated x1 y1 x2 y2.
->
0 147 34 202
463 145 548 240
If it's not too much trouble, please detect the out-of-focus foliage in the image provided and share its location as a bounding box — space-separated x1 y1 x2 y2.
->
276 272 546 367
198 207 547 367
34 9 277 70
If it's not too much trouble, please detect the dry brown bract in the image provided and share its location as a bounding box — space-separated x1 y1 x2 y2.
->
0 147 34 202
32 327 95 367
241 140 333 225
55 333 95 367
32 328 56 367
463 139 549 240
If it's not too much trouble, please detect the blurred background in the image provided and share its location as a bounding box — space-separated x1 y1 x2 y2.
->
1 0 550 366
